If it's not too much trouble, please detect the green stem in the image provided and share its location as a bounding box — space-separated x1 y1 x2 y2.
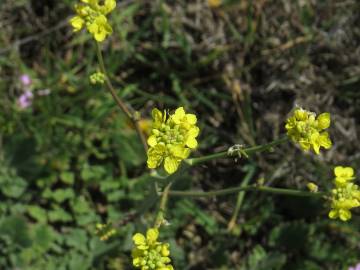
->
168 185 326 198
154 182 172 228
96 43 148 152
185 136 289 166
228 165 256 230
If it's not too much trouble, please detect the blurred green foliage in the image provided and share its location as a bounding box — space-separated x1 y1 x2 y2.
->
0 0 360 269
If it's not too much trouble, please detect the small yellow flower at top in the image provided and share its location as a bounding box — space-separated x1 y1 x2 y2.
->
147 107 200 174
89 71 106 84
69 0 116 42
329 166 360 222
132 228 174 270
285 108 332 154
208 0 222 8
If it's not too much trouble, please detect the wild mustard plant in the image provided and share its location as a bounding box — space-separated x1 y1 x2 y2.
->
147 107 199 174
285 108 332 154
66 2 359 266
329 166 360 221
69 0 116 42
132 228 173 270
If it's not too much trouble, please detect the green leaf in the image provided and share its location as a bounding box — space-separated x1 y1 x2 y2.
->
0 216 32 248
60 171 74 185
0 174 27 198
27 205 47 223
52 188 75 203
48 208 72 222
71 196 91 214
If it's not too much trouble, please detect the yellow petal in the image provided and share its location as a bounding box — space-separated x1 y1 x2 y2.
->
132 233 146 245
172 107 185 124
294 109 308 121
310 133 320 154
186 114 197 125
147 135 157 147
328 210 338 219
319 132 332 149
339 209 351 221
164 157 180 174
104 0 116 13
170 145 190 159
69 16 84 31
147 145 165 169
152 108 163 124
146 228 159 243
132 257 141 267
161 243 170 257
87 22 99 34
94 30 107 42
188 126 199 137
186 137 198 148
334 166 354 178
317 112 330 130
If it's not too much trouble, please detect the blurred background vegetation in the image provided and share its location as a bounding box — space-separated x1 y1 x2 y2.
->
0 0 360 269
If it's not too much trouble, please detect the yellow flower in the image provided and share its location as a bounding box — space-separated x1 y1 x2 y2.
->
285 108 332 154
132 228 174 270
329 166 360 222
69 0 116 42
147 107 200 174
334 166 355 185
208 0 222 8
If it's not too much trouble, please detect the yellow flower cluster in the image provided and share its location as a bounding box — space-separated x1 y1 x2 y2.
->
89 71 106 84
329 166 360 221
147 107 199 174
69 0 116 42
132 228 173 270
285 108 332 154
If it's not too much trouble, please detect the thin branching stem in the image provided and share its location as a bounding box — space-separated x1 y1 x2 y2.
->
154 182 172 228
167 185 326 198
96 42 148 153
185 136 289 166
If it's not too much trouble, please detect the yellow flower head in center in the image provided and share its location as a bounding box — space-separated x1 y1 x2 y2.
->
329 166 360 221
147 107 200 174
69 0 116 42
132 228 174 270
285 108 332 154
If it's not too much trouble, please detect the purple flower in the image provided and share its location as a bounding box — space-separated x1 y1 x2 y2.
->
18 90 33 109
20 74 32 87
349 263 360 270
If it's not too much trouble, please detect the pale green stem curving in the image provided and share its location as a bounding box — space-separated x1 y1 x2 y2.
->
96 42 148 152
227 165 256 230
168 185 326 198
154 182 172 228
185 136 289 166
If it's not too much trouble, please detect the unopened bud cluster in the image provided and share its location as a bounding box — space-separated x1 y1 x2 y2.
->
69 0 116 42
329 166 360 221
132 228 173 270
90 72 106 84
285 108 332 154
